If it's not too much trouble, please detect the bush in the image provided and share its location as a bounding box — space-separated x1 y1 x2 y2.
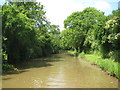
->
109 50 120 62
2 63 18 72
78 52 85 58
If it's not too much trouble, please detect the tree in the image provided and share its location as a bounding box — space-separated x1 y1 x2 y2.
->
62 7 106 53
2 2 61 65
49 25 61 53
104 9 120 61
2 3 36 63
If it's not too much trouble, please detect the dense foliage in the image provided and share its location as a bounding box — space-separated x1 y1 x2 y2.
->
2 2 61 66
61 7 120 62
2 1 119 76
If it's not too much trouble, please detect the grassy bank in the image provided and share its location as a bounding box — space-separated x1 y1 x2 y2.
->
68 51 120 79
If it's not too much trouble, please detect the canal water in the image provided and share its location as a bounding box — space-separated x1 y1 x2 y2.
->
2 54 118 88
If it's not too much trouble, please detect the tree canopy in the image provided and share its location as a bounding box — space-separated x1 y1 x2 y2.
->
2 2 61 65
61 7 120 62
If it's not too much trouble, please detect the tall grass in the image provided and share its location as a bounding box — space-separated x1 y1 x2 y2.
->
80 53 120 79
68 51 120 79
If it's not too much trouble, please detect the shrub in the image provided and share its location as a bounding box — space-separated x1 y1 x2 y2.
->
78 52 85 58
109 50 120 62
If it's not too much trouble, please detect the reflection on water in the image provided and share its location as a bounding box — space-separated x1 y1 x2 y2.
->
2 54 118 88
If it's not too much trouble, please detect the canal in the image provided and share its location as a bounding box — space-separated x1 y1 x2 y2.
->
2 54 118 88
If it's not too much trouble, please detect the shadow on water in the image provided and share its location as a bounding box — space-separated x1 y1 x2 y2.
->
2 77 12 80
50 56 63 58
16 59 64 70
2 69 30 76
36 59 64 62
3 56 64 75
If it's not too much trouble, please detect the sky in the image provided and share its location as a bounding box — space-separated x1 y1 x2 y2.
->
0 0 119 30
38 0 119 30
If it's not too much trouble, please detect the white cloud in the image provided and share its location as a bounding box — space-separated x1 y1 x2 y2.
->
93 1 111 12
37 0 114 31
38 0 84 30
87 1 112 15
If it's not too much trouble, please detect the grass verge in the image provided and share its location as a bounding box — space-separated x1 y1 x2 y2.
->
68 51 120 79
83 54 120 79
